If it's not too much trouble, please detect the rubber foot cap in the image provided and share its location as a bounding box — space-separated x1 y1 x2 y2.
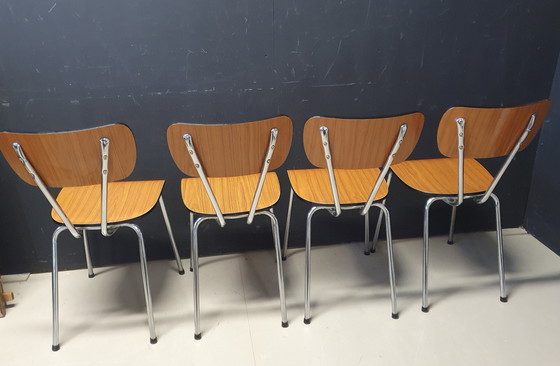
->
421 306 429 313
370 248 376 253
150 337 158 344
178 269 186 275
190 267 193 272
392 313 399 319
52 345 60 352
363 251 370 256
447 240 454 245
304 318 311 325
282 256 287 261
194 333 201 340
500 296 508 303
281 321 288 328
88 274 95 279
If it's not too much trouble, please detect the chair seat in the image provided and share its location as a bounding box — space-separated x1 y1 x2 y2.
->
181 172 280 215
391 158 493 195
287 168 388 205
52 180 164 225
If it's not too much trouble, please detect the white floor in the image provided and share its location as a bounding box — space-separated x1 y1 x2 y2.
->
1 228 560 366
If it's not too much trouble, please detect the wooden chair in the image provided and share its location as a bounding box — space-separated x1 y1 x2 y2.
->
0 124 185 351
390 100 551 312
283 113 424 323
167 116 292 339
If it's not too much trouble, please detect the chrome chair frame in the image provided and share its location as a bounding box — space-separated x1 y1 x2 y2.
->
401 114 537 313
283 124 408 323
11 136 184 351
182 128 288 340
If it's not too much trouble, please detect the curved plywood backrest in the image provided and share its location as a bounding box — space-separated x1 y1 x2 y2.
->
437 100 551 159
0 124 136 187
303 113 424 169
167 116 293 177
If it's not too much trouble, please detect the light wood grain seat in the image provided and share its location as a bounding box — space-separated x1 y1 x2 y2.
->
52 180 165 225
0 123 185 351
391 158 493 195
287 168 388 204
167 116 293 340
181 173 280 215
283 113 424 324
389 100 551 313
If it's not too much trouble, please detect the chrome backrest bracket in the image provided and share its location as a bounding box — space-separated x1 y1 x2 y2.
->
477 113 536 204
455 118 465 206
183 133 226 227
100 138 111 236
11 142 81 239
361 124 407 215
247 128 278 224
320 126 341 217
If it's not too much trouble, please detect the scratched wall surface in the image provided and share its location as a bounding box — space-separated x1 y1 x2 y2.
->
0 0 559 274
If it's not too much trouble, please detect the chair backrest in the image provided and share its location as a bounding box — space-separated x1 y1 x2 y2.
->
437 100 551 159
167 116 293 177
0 124 136 187
303 113 424 169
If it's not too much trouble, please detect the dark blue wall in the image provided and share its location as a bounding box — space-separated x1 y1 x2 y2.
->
1 0 559 274
526 54 560 254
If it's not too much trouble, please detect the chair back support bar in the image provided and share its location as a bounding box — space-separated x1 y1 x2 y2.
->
437 100 551 159
0 124 136 187
454 118 465 206
477 113 536 204
247 128 278 224
100 138 110 236
319 127 341 216
303 113 424 169
183 133 226 226
361 123 409 215
10 143 81 238
167 116 293 177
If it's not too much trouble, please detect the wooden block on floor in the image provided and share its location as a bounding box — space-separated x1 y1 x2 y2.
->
1 276 14 318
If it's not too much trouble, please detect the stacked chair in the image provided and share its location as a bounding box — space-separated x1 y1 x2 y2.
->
390 100 551 311
166 116 292 339
0 124 184 350
282 113 424 323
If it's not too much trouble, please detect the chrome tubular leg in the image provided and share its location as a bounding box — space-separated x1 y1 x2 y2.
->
192 217 205 340
262 211 288 328
375 204 398 319
447 205 457 245
363 210 370 255
82 229 95 278
282 188 294 260
491 194 507 303
122 224 157 344
51 226 66 352
159 197 185 275
422 198 439 313
304 207 320 325
372 173 391 253
189 212 194 272
371 206 385 253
